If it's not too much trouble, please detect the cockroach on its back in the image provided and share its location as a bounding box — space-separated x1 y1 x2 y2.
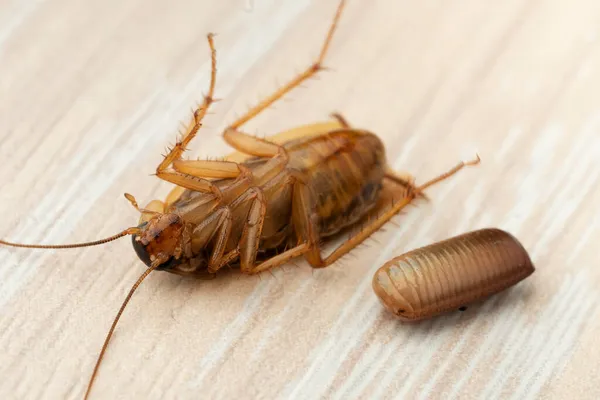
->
0 0 481 398
373 228 535 321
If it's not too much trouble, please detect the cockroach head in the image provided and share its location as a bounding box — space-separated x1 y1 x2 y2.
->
131 213 186 270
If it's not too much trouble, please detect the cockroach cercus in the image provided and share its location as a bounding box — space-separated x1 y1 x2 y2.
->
0 0 480 398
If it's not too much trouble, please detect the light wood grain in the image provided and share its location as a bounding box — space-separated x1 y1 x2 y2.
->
1 1 599 399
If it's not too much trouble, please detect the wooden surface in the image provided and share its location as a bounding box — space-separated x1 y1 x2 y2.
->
1 0 599 399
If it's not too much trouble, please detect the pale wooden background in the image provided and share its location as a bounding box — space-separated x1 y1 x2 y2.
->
1 0 599 399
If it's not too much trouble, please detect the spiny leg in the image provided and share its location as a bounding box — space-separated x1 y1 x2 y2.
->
173 161 256 226
227 0 346 130
221 0 347 186
203 187 270 274
414 154 480 193
238 188 268 274
162 159 256 214
296 156 481 268
229 119 348 153
223 127 290 185
172 159 253 201
291 177 327 268
188 186 267 274
222 111 351 163
221 110 352 186
157 171 223 196
189 206 238 273
218 174 299 275
188 169 296 273
158 33 217 171
172 159 245 179
241 243 310 275
155 34 221 194
383 169 415 188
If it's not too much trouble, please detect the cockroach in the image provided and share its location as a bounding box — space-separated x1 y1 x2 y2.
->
372 228 535 321
0 0 480 398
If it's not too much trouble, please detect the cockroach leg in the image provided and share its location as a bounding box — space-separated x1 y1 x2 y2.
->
383 169 415 188
242 243 310 275
217 175 302 275
172 159 244 179
291 178 337 268
190 207 230 250
171 159 255 203
294 157 480 268
227 0 346 130
196 184 284 274
202 209 236 273
223 127 289 185
187 204 243 274
223 127 283 157
156 171 223 196
238 188 268 274
158 33 217 170
155 33 219 194
413 154 481 194
214 0 346 200
384 169 427 200
330 112 351 128
183 173 289 273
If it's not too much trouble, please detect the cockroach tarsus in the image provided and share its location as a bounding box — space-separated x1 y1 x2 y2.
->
0 0 481 398
372 228 535 321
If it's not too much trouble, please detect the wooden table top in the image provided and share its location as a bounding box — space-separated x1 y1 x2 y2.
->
1 1 599 399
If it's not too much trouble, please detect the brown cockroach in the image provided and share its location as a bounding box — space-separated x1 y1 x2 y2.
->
372 228 535 321
0 0 481 398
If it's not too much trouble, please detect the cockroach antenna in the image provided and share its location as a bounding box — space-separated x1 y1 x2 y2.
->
0 193 160 250
0 227 140 250
83 259 163 400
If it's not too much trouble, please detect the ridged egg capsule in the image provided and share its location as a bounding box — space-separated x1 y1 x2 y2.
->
373 228 534 320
